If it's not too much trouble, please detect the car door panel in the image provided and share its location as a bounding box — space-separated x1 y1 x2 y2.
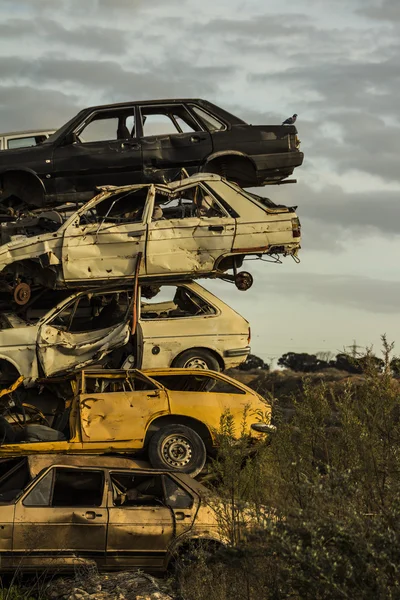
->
106 505 174 569
12 468 107 570
62 221 147 283
78 390 169 444
37 322 130 378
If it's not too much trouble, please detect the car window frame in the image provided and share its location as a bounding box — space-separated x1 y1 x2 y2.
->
22 466 106 508
81 370 164 394
153 182 230 221
139 284 219 322
44 290 133 334
138 103 204 138
187 103 228 132
73 107 136 145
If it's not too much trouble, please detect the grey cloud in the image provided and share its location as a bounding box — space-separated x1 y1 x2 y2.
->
0 56 235 110
0 86 79 130
0 18 130 55
360 0 400 21
262 272 400 314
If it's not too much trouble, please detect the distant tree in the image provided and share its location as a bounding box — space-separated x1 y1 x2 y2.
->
333 353 384 374
390 358 400 377
239 354 269 371
278 352 330 373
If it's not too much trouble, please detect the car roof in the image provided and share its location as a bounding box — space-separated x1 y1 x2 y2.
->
0 129 56 137
24 454 152 478
97 172 226 194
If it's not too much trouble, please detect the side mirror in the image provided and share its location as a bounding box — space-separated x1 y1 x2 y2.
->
63 132 79 146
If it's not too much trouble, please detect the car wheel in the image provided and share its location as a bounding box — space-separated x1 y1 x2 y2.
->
173 349 220 371
148 424 207 476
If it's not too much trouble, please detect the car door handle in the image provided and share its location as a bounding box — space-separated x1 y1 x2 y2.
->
175 512 192 520
85 511 103 520
122 141 140 149
208 225 224 232
128 230 145 237
190 135 206 143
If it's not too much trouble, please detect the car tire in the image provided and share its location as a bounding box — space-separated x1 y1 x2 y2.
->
173 349 220 371
148 424 207 476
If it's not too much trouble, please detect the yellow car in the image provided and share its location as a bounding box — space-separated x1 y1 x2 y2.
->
0 368 272 476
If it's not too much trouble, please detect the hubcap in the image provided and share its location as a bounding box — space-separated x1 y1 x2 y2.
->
161 435 193 468
183 357 208 369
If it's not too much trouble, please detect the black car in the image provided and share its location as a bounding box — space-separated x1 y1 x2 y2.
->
0 99 303 210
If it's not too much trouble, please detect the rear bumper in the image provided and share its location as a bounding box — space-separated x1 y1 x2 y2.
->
252 151 304 183
224 346 251 358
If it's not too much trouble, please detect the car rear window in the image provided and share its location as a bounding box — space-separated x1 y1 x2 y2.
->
226 181 283 209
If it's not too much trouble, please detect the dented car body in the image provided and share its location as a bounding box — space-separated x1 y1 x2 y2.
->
0 98 303 211
0 454 224 573
0 174 301 295
0 368 271 475
0 286 137 387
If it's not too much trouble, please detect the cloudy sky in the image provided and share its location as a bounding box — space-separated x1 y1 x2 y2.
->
0 0 399 363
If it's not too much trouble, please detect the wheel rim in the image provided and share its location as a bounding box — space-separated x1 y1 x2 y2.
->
161 434 193 469
183 357 209 369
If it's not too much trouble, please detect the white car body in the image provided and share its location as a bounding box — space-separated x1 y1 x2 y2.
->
136 281 250 370
0 130 55 151
0 174 301 291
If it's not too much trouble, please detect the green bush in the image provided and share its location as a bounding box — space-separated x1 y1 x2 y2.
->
179 338 400 600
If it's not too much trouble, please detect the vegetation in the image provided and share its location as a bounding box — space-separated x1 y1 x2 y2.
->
179 337 400 599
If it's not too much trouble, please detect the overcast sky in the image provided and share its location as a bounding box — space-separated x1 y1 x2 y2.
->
0 0 399 363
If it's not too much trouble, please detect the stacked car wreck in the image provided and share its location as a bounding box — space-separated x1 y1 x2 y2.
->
0 98 302 572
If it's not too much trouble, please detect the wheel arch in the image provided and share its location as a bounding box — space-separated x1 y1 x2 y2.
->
171 346 225 371
0 168 46 208
144 414 215 453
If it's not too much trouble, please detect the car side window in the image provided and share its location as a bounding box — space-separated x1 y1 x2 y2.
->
79 188 150 226
190 105 226 131
152 184 227 221
24 468 104 507
148 373 246 394
140 104 202 137
77 111 135 143
111 472 165 507
84 373 158 393
49 291 130 333
164 476 194 509
141 285 216 320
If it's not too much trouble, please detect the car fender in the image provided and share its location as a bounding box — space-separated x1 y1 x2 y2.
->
0 351 38 387
203 150 256 168
0 167 46 189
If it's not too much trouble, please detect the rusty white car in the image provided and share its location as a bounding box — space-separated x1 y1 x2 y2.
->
0 454 225 573
0 174 301 304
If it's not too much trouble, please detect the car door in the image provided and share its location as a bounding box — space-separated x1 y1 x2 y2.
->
61 187 150 284
52 107 142 198
13 466 108 570
146 182 235 276
78 372 169 447
138 104 212 182
36 289 134 378
106 471 195 570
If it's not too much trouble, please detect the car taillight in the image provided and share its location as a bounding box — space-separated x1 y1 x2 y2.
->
291 217 301 238
247 327 251 344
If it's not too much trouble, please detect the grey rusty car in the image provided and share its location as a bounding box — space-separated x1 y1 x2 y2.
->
0 454 224 573
0 98 303 211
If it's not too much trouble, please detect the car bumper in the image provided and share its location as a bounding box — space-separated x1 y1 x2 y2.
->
251 423 277 434
224 346 251 358
252 151 304 183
